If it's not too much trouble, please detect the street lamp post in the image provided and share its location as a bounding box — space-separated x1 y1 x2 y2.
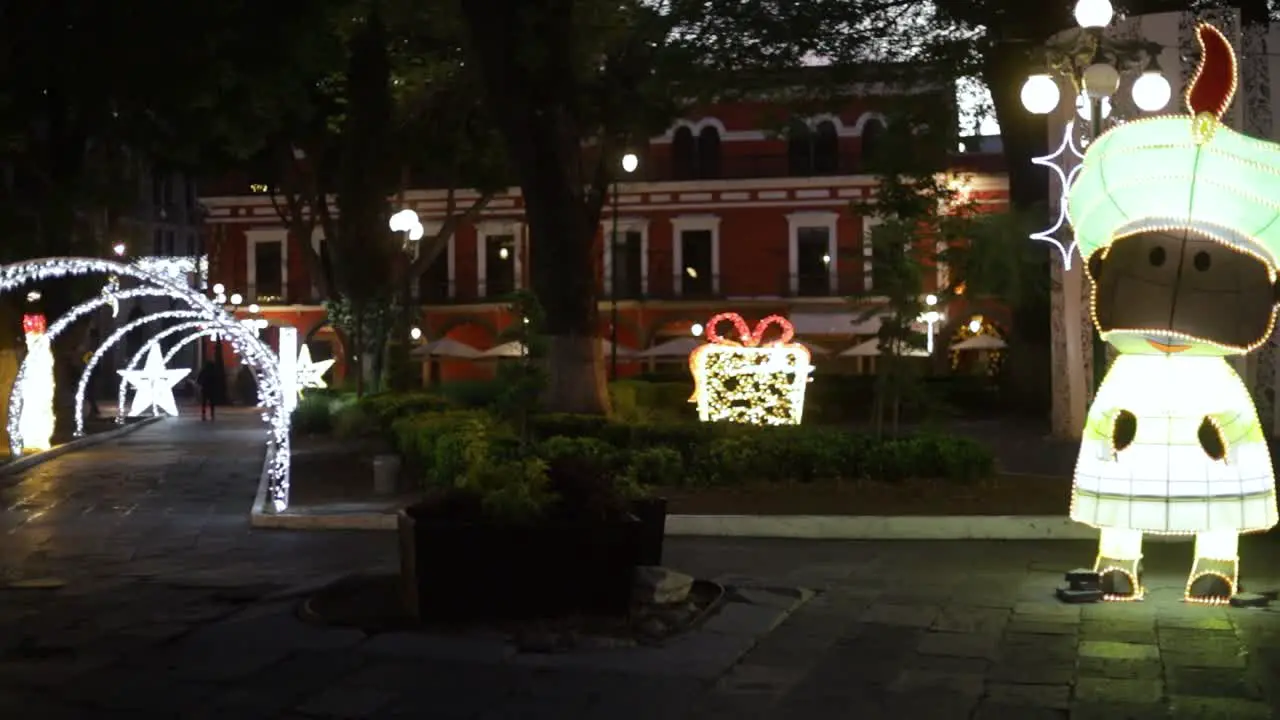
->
610 152 639 380
389 208 425 392
1020 0 1170 402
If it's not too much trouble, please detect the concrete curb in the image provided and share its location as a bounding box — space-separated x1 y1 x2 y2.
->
0 415 165 477
249 504 1133 540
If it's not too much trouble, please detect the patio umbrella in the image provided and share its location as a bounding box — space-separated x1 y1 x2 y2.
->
838 337 930 358
636 337 702 358
951 334 1008 351
478 339 635 359
410 338 482 359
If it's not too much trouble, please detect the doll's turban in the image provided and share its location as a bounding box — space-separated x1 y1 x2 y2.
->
1067 23 1280 270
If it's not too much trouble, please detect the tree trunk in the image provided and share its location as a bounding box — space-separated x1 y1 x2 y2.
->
517 137 611 416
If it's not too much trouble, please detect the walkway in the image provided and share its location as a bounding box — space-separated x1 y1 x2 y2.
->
0 416 1278 718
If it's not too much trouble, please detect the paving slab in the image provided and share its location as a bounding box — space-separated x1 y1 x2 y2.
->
2 413 1280 718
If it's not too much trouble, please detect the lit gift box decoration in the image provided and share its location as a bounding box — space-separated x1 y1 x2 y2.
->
1062 24 1280 606
688 313 814 425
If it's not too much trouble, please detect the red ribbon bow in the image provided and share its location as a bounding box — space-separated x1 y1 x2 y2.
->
704 312 795 347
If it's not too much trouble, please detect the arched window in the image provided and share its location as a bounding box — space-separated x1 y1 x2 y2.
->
696 126 721 179
787 120 812 176
671 126 696 181
813 120 839 175
860 119 886 171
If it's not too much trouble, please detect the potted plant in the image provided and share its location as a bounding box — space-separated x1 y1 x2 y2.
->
398 420 644 621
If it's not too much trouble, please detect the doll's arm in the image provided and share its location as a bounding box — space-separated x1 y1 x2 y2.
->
1200 410 1262 465
1086 406 1137 461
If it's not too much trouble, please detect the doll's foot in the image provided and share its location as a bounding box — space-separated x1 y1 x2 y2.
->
1186 558 1237 605
1096 557 1143 601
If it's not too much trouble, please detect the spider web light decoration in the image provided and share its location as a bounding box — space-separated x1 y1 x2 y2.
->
1031 120 1087 269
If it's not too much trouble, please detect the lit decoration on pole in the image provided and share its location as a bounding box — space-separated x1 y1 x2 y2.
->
920 294 942 353
1062 25 1277 606
688 313 814 425
279 327 299 414
119 345 191 417
73 309 212 436
0 258 293 513
16 314 54 452
1031 121 1087 268
296 344 335 391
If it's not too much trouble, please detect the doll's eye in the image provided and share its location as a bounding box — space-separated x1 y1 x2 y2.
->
1148 247 1166 267
1194 251 1212 272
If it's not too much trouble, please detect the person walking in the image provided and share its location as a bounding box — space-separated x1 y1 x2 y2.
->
197 361 222 421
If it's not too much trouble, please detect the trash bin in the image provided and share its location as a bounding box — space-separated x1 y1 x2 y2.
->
373 454 401 496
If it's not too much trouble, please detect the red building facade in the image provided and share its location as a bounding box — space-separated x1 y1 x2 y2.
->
201 94 1009 384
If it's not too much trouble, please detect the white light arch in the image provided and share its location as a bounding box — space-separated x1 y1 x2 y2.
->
162 328 223 366
74 309 214 436
9 284 208 452
0 257 293 512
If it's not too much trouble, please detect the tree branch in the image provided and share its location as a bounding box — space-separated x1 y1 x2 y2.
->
409 191 492 276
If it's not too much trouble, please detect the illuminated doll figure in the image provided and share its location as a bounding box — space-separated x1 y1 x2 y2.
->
1067 24 1280 603
17 313 55 452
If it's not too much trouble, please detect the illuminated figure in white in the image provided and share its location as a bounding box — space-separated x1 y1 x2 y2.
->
1067 24 1279 603
17 314 55 452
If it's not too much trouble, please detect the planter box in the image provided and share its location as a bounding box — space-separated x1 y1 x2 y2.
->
399 507 644 621
630 497 668 566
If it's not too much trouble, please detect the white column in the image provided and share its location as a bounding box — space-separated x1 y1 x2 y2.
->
279 326 298 414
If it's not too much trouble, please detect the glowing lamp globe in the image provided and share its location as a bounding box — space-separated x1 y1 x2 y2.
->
1131 70 1172 112
410 327 423 340
621 153 639 173
229 293 243 305
389 208 419 232
212 283 225 295
1020 74 1060 115
1073 0 1113 28
1083 63 1121 98
968 318 982 333
691 323 704 337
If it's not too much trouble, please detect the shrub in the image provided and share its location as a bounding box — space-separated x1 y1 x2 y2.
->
609 380 694 422
434 379 505 408
391 410 493 472
291 393 333 435
623 447 684 487
332 403 378 439
358 392 455 432
536 435 621 478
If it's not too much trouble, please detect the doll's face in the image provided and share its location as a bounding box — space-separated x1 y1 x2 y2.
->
1087 230 1280 356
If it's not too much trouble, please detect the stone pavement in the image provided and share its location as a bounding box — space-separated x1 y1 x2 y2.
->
0 413 1279 718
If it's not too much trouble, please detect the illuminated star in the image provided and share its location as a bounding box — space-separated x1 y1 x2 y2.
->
296 345 335 390
118 345 190 416
1030 120 1088 269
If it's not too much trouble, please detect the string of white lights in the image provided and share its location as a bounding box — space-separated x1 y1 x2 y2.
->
73 309 213 437
1030 120 1087 269
0 258 293 512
